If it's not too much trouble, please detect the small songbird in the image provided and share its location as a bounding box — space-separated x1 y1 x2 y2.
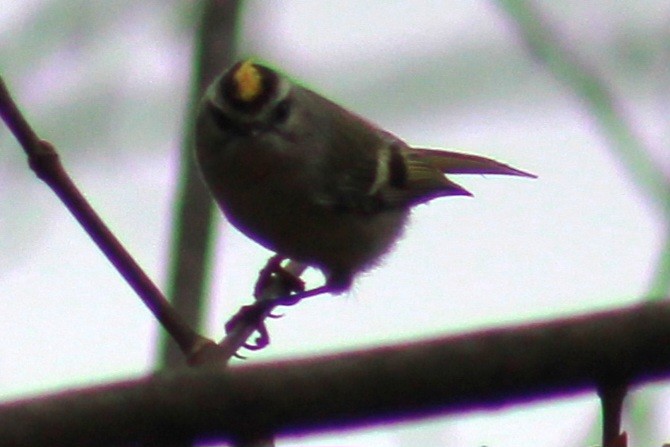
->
195 60 535 300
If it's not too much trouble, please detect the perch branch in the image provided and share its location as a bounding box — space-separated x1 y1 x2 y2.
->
0 300 669 446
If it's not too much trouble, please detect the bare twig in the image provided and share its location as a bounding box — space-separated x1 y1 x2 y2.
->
0 76 211 359
647 231 670 300
0 299 669 446
0 44 308 369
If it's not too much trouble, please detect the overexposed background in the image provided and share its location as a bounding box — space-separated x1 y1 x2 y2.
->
0 1 668 446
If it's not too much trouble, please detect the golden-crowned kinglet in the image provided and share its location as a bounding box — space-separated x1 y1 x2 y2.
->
195 60 535 296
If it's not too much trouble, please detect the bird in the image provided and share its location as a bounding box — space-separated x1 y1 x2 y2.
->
195 59 535 304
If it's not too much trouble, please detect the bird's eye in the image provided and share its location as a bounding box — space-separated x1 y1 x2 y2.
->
272 99 291 124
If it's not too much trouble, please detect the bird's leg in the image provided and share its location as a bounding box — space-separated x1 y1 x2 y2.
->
225 283 333 351
225 256 312 352
225 258 333 352
273 284 332 306
224 301 273 352
253 254 306 300
256 256 333 307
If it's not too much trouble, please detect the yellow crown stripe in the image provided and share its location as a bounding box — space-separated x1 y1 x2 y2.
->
233 60 262 102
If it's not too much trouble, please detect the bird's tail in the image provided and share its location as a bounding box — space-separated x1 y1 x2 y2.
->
410 148 537 178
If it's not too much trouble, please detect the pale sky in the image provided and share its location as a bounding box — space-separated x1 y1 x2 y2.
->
0 1 668 446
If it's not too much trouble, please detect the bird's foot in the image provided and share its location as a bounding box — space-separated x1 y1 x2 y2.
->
224 302 273 352
226 259 334 355
254 255 306 299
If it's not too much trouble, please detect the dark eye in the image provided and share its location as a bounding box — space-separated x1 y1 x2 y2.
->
272 99 291 124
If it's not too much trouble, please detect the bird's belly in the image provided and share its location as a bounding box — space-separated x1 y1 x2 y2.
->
220 184 407 278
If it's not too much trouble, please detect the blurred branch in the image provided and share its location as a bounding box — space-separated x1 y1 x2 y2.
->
0 76 211 359
1 300 670 446
495 0 670 217
159 0 313 371
647 231 670 299
159 2 274 446
159 0 241 369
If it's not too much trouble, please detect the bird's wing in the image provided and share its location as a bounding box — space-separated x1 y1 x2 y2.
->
377 145 472 208
317 136 535 213
379 146 536 208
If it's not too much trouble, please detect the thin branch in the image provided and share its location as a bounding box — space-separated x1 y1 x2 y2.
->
157 2 247 446
647 230 670 300
0 57 302 371
0 299 670 446
0 76 211 359
495 0 670 217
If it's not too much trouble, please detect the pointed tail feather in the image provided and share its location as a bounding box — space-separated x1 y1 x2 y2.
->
411 148 537 178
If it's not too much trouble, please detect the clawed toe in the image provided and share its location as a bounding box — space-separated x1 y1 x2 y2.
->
254 255 306 298
225 272 333 356
225 303 272 352
242 321 270 350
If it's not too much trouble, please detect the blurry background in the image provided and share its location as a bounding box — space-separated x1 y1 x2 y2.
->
0 1 668 446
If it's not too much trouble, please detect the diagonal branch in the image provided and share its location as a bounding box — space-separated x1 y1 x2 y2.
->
0 76 211 359
0 70 303 370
